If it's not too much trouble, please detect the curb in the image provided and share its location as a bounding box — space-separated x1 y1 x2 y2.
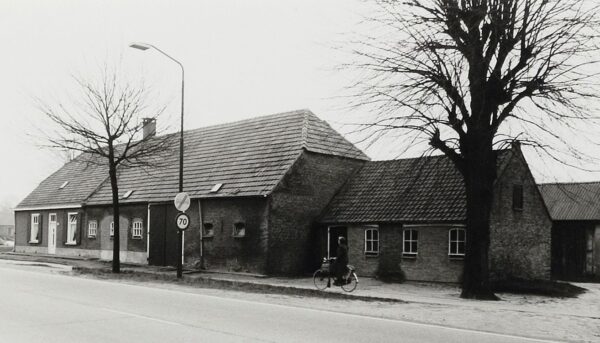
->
72 266 406 303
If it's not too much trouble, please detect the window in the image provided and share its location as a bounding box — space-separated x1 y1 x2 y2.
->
513 184 524 210
233 222 246 237
88 220 97 238
30 213 40 243
203 223 214 237
364 226 379 256
449 228 466 257
66 213 78 245
109 221 114 237
132 219 143 239
403 229 418 256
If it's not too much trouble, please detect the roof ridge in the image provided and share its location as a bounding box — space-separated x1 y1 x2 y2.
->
183 109 310 135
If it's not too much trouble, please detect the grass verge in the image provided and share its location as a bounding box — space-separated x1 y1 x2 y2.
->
492 278 586 298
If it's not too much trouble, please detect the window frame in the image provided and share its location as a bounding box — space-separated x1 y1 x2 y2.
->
66 212 78 245
402 229 418 257
88 220 98 238
132 219 143 239
448 227 466 258
29 213 40 243
203 222 214 238
364 225 379 256
232 222 246 238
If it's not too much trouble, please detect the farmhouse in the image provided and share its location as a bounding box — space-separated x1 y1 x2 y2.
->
14 110 553 281
539 182 600 281
14 110 368 274
318 144 553 283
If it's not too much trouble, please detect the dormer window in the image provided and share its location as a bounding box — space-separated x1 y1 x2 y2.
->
122 190 133 199
210 183 223 193
59 181 69 189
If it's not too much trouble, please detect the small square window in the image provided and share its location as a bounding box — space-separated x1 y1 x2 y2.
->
233 222 246 238
203 223 214 237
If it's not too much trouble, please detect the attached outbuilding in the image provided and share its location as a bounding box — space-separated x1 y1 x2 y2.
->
318 145 553 283
539 182 600 281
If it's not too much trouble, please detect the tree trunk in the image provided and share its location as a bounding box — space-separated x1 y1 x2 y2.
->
109 161 120 274
459 134 499 300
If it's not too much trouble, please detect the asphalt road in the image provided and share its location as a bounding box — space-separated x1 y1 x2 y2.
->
0 261 560 343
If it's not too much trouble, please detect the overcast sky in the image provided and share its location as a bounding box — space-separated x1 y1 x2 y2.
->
1 0 599 219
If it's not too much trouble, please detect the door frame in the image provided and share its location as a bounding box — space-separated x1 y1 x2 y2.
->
327 226 348 259
48 213 57 254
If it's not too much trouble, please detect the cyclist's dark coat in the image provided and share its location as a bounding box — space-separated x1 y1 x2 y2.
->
334 243 349 279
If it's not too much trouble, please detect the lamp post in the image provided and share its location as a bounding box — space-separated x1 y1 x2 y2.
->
130 42 185 278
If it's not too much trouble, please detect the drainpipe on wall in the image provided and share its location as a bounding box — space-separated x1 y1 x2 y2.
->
146 204 151 261
198 199 204 269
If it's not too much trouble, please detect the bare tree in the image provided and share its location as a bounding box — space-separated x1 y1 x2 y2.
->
349 0 600 299
37 66 173 273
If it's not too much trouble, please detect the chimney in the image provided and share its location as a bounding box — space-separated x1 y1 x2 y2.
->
142 118 156 139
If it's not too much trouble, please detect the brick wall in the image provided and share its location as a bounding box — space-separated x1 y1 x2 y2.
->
268 151 365 275
15 208 82 251
397 225 465 282
489 150 552 280
14 205 148 262
344 224 403 278
183 197 269 274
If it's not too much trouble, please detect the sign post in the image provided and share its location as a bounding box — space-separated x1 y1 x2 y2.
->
174 192 190 278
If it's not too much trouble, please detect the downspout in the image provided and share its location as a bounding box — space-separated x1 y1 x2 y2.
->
146 204 151 262
198 199 204 269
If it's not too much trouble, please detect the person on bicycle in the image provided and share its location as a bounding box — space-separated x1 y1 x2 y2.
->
333 236 349 285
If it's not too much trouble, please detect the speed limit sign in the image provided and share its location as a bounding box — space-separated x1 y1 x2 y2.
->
175 212 190 230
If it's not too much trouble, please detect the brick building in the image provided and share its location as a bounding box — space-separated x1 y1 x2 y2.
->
319 144 552 283
539 182 600 280
14 110 368 273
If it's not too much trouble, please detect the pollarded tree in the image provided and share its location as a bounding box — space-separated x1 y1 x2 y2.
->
37 66 174 273
349 0 600 299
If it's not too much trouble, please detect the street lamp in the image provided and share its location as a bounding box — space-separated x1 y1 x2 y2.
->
130 42 185 278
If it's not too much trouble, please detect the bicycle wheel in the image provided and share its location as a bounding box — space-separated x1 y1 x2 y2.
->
341 272 358 292
313 269 330 290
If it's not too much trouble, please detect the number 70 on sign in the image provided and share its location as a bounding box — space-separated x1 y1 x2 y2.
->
175 212 190 230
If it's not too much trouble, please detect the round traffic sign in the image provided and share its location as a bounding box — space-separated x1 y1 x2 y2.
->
175 212 190 230
174 192 191 212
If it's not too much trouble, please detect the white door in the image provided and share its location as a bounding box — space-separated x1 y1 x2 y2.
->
48 213 57 254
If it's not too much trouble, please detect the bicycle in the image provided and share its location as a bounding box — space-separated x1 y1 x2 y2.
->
313 257 358 292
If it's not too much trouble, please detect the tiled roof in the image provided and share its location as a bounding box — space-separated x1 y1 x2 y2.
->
538 182 600 221
16 155 108 208
320 150 513 224
17 110 368 208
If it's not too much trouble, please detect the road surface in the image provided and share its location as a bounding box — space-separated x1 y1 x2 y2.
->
0 261 560 343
